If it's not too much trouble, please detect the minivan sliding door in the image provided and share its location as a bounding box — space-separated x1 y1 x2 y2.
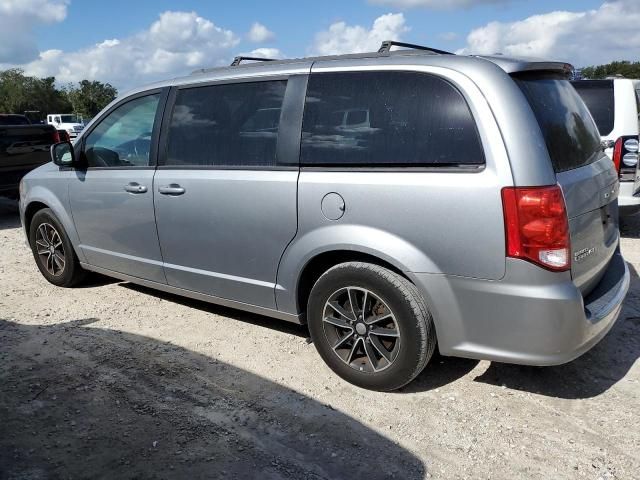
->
153 76 305 309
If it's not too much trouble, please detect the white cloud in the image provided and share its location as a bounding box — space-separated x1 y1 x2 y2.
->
369 0 511 9
459 0 640 66
311 13 409 56
244 48 285 59
247 22 275 43
0 0 68 64
21 11 240 90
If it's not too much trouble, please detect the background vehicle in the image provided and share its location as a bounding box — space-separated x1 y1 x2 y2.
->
20 44 629 391
572 79 640 215
46 114 85 140
0 114 58 199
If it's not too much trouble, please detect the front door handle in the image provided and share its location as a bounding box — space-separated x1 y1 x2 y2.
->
158 184 186 196
124 182 147 194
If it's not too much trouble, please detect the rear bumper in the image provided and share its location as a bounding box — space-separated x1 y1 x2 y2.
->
618 181 640 216
413 252 629 366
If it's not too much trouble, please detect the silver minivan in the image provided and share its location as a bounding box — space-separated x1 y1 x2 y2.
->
20 43 630 391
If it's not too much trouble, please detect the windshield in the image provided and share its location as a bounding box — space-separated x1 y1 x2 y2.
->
516 76 603 173
59 114 81 123
571 80 615 135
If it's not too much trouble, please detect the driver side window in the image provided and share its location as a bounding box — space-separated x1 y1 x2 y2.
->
84 94 160 168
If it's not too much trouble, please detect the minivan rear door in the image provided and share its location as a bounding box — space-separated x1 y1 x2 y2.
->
516 76 619 295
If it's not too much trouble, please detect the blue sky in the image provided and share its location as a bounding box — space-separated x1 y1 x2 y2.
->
1 0 637 91
37 0 604 57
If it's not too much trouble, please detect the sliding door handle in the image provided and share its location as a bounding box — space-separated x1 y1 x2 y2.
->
158 184 186 196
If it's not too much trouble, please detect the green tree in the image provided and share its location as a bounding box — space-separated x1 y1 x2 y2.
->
581 61 640 79
0 68 72 120
65 80 117 119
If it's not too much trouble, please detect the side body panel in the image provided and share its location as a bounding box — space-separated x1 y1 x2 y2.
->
276 64 514 315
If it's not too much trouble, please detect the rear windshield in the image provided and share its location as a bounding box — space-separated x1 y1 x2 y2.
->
0 115 30 126
516 77 602 173
571 80 615 135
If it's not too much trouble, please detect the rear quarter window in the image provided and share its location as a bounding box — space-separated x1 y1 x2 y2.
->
517 77 603 173
300 71 485 167
570 80 615 135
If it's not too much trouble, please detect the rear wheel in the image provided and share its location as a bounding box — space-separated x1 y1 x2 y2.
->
307 262 436 391
29 208 86 287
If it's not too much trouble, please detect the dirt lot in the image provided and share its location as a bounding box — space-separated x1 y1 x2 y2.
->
0 197 639 480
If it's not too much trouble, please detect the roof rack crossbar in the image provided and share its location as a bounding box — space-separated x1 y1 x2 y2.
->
378 40 453 56
230 56 277 66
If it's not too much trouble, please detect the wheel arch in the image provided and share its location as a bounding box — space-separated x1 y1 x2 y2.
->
276 225 440 321
24 201 49 237
23 187 85 263
294 250 412 319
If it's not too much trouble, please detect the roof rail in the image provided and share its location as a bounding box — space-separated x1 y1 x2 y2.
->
230 56 277 67
377 40 453 56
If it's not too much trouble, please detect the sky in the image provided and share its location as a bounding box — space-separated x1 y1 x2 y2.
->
0 0 639 92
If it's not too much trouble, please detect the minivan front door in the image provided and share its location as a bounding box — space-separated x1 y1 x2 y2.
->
153 79 301 308
69 91 166 283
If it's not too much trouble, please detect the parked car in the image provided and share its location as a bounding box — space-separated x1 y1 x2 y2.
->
571 79 640 215
46 114 85 140
20 43 629 391
0 114 59 199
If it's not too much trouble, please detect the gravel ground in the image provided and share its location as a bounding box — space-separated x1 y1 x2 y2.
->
1 197 639 479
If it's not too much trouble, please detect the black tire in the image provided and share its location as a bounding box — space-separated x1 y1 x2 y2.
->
307 262 436 391
29 208 86 287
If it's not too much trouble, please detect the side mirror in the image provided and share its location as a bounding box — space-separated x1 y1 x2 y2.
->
51 142 75 167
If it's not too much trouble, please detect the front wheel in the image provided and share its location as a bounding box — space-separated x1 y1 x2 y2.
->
29 208 86 287
307 262 436 391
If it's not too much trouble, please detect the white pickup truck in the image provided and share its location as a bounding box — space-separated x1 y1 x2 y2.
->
46 114 85 140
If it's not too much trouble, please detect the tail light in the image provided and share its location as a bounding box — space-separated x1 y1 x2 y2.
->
613 138 623 173
501 185 570 272
613 136 639 175
51 130 61 143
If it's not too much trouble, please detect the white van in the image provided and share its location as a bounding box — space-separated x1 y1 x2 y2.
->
572 79 640 215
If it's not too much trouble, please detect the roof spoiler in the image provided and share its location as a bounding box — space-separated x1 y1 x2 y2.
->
478 56 574 77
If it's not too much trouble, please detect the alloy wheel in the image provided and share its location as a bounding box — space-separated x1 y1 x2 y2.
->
35 223 66 277
322 287 401 373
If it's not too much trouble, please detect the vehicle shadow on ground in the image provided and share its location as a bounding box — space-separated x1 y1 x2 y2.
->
121 283 309 339
0 318 426 479
122 283 481 394
0 197 21 230
474 262 640 399
122 283 484 394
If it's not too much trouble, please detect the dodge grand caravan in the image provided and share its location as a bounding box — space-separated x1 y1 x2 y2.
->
20 42 630 391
